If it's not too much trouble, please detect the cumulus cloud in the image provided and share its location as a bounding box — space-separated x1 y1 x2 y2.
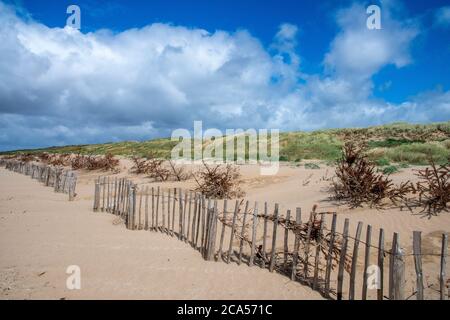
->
324 2 418 81
0 1 449 151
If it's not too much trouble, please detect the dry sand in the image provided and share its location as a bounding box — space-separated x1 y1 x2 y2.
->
1 159 449 299
0 167 322 300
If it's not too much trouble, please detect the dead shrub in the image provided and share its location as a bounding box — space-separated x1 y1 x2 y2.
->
86 153 119 171
131 155 149 174
69 153 119 171
332 142 412 208
146 156 170 181
168 160 190 181
18 153 35 163
413 158 450 214
48 153 71 166
71 154 87 170
193 161 244 199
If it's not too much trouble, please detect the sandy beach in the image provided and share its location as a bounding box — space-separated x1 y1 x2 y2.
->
1 157 449 300
0 167 322 300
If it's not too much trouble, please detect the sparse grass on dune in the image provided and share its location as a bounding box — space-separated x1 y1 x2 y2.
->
2 121 450 165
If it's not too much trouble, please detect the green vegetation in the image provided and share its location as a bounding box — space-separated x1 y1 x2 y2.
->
381 165 399 175
375 157 390 166
2 121 450 165
304 163 321 169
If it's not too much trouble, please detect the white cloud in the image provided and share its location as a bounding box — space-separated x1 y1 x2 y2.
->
0 1 449 151
324 3 418 81
435 6 450 27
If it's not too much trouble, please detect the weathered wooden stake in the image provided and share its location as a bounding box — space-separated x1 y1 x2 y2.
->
144 186 149 230
377 228 385 300
291 207 302 280
349 221 363 300
226 200 239 264
440 233 448 300
93 182 100 212
337 218 349 300
413 231 424 300
237 201 249 265
269 203 279 273
261 202 269 269
283 209 291 268
362 225 372 300
249 202 258 267
155 186 160 231
313 214 325 290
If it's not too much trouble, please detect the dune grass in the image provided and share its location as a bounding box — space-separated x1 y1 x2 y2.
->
2 121 449 165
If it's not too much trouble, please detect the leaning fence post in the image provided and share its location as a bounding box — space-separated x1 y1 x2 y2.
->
269 203 279 273
237 201 249 265
303 212 315 281
226 200 239 264
218 199 228 260
349 221 363 300
249 202 258 267
325 213 337 296
337 218 349 300
313 214 325 290
191 194 198 246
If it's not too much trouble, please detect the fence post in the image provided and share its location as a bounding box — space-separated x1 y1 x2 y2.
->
324 213 336 296
68 175 77 201
249 202 258 267
413 231 424 300
303 212 315 281
218 199 228 260
313 214 325 290
283 209 291 269
390 233 405 300
349 221 363 300
337 218 349 300
226 200 240 264
440 233 448 300
269 203 279 273
206 200 218 261
261 202 269 269
377 228 385 300
291 208 302 280
237 201 249 265
362 225 372 300
128 184 137 230
93 182 100 212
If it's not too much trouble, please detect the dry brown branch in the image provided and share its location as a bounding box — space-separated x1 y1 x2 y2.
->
332 142 413 208
193 161 244 199
168 160 190 181
413 157 450 214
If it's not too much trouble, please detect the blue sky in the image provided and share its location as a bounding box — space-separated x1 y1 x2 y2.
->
0 0 449 150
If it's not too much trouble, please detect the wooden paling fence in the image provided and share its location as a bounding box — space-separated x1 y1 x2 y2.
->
0 159 77 200
93 176 449 300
